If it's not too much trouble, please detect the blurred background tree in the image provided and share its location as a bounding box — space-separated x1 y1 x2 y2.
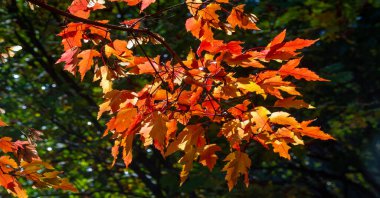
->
0 0 379 197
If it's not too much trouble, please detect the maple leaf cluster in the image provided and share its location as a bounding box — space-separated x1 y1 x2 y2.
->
41 0 334 191
0 119 77 197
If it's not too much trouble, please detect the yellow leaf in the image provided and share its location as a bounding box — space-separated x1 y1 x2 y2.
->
178 146 197 185
250 106 272 133
165 124 205 157
139 111 168 150
198 3 221 22
237 78 266 98
269 111 299 127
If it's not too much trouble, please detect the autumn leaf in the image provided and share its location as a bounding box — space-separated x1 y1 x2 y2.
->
94 66 114 93
263 30 319 60
269 111 299 127
237 78 266 97
113 107 138 133
13 140 40 162
227 100 251 118
227 5 259 30
68 0 92 18
274 96 315 109
77 49 101 80
0 133 76 197
0 168 27 198
279 58 328 81
185 17 202 39
198 3 221 22
165 124 205 157
186 0 202 16
178 146 197 185
199 144 221 171
104 40 133 61
250 106 272 133
56 47 79 75
272 140 291 160
139 111 168 152
57 23 87 50
141 0 156 12
267 29 286 47
281 38 319 52
0 137 14 153
68 0 105 19
222 151 251 191
220 119 250 148
122 134 134 168
296 120 335 140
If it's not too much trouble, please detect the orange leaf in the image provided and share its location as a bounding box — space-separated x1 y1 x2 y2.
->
272 140 291 160
68 0 91 18
111 139 121 167
199 144 221 171
77 49 101 80
0 156 18 169
237 78 266 97
0 171 26 198
57 22 88 50
274 96 315 109
227 100 250 118
281 38 319 52
227 5 259 30
279 58 328 81
186 0 202 16
296 120 335 140
122 134 134 168
114 108 138 132
268 29 286 47
264 31 318 60
141 0 156 12
68 0 105 19
185 17 202 39
0 137 13 153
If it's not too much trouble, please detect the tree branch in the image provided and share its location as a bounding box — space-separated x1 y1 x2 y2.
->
26 0 190 71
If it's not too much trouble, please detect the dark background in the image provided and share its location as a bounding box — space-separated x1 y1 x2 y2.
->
0 0 379 197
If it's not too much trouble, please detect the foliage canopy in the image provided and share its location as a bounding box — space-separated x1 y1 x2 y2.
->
1 0 379 197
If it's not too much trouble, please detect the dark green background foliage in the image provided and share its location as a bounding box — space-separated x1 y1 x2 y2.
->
0 0 379 197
